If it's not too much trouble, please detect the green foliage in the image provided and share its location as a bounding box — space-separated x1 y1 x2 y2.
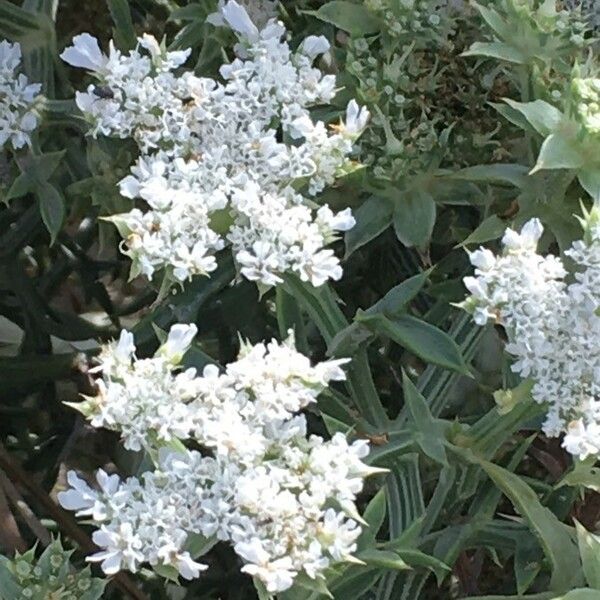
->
1 0 600 598
0 538 106 599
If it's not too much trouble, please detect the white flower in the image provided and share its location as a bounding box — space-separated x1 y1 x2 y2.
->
88 524 145 574
176 552 208 580
57 472 98 514
60 33 108 72
468 248 496 271
62 8 366 290
0 41 42 150
463 217 600 459
301 35 330 59
159 323 198 363
501 218 543 252
60 328 375 590
208 0 277 30
114 330 136 363
0 39 21 74
221 0 259 40
343 100 370 138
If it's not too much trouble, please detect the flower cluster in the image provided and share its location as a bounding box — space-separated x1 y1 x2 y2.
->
572 76 600 134
60 1 368 288
364 0 458 42
462 210 600 459
0 41 42 150
59 325 378 592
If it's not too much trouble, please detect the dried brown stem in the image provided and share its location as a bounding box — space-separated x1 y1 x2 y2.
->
0 472 26 554
0 470 51 547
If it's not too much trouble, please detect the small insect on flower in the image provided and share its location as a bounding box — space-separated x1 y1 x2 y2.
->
92 85 114 99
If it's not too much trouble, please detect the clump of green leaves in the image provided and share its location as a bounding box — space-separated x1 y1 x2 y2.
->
342 0 504 184
0 538 105 600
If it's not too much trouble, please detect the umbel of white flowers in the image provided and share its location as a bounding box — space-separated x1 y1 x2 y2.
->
0 41 42 150
462 206 600 460
60 0 369 290
58 324 381 592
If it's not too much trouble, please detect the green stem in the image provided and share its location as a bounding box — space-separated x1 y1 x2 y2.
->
282 275 389 430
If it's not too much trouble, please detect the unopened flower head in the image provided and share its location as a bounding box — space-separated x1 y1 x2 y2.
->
0 41 42 150
60 1 368 289
462 211 600 459
572 76 600 135
59 325 377 591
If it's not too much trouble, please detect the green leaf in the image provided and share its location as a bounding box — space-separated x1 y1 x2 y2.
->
21 150 65 184
449 164 529 188
329 567 381 598
386 517 424 549
168 20 207 51
153 563 181 583
307 1 381 36
283 275 388 428
462 41 527 64
402 372 449 466
532 133 585 173
327 322 372 357
470 1 512 39
345 195 392 257
393 189 436 248
364 488 387 532
464 454 582 593
464 593 554 600
369 271 430 318
386 454 425 537
322 413 353 436
394 549 450 583
185 533 218 559
554 591 600 600
459 215 506 247
275 286 308 354
357 313 469 374
0 558 21 600
503 99 565 137
36 181 65 244
294 573 333 598
80 580 107 600
5 172 34 201
327 272 429 357
169 5 208 21
575 520 600 589
514 539 543 595
282 274 346 344
356 549 411 571
579 169 600 202
0 0 40 38
107 0 137 50
254 578 274 600
357 488 387 550
557 461 600 492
